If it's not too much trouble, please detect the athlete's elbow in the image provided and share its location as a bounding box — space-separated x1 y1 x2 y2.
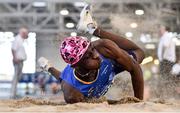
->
65 97 84 104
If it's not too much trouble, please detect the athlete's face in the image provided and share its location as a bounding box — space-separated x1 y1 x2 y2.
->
77 44 101 70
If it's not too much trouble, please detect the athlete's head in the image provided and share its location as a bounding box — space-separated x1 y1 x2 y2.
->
60 36 101 69
60 36 90 65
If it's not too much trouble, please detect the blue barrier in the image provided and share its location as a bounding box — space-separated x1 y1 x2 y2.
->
19 72 58 84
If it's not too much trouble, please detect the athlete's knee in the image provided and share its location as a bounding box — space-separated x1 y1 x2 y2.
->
135 49 145 64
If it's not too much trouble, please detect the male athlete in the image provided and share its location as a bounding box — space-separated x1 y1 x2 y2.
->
38 5 145 103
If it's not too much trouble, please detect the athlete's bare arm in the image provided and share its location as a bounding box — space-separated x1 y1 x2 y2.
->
94 39 144 100
61 81 85 103
48 67 61 80
48 67 85 103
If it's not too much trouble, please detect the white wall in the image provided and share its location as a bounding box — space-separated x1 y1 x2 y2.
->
36 34 67 72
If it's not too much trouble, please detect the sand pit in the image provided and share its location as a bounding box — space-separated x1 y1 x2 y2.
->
1 73 179 112
0 97 180 112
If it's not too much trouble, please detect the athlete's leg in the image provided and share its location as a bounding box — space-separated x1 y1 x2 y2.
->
93 28 145 63
77 5 144 63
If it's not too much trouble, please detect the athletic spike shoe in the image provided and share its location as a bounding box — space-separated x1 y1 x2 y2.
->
77 4 97 34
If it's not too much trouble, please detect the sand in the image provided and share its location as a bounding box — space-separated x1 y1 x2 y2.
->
0 96 180 112
1 72 179 112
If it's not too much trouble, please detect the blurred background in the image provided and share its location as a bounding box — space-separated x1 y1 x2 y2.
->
0 0 179 100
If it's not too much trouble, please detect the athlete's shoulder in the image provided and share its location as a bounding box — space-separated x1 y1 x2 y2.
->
62 64 73 74
61 64 73 79
64 64 72 70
